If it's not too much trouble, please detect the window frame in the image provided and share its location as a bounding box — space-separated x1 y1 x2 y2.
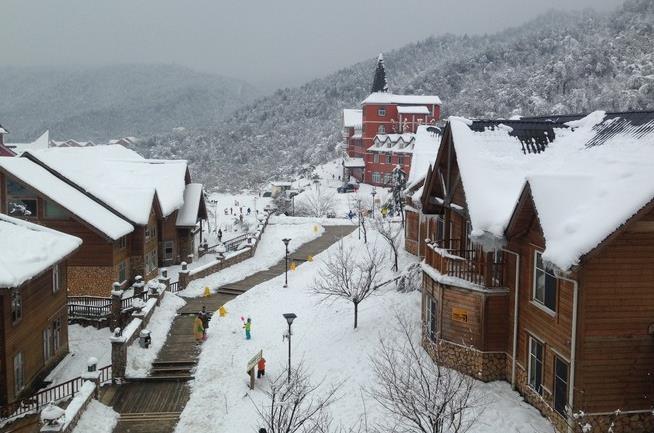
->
385 154 392 164
14 352 24 395
11 288 22 324
118 260 127 283
372 172 382 184
528 335 544 395
377 107 386 117
164 241 174 260
553 356 569 416
43 327 53 362
43 199 70 219
398 154 404 165
377 125 385 134
425 295 439 342
53 319 62 354
52 264 61 293
373 153 379 164
532 250 557 313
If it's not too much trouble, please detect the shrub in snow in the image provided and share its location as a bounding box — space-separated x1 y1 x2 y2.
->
395 262 422 293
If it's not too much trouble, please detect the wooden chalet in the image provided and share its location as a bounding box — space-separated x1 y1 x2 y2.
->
411 111 654 433
0 214 81 405
0 145 207 296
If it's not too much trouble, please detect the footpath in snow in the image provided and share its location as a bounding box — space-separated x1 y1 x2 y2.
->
174 225 554 433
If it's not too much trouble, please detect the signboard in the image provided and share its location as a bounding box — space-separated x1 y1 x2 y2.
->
247 349 263 373
452 307 468 323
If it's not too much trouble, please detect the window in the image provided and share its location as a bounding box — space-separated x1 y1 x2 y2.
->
377 107 386 117
164 241 174 260
14 353 24 395
385 154 392 164
44 200 69 219
533 251 557 312
436 217 446 245
52 264 61 293
7 179 38 217
372 172 382 184
118 261 127 283
373 153 379 164
53 319 62 354
377 125 386 134
383 173 392 185
554 357 569 416
145 223 157 241
425 296 438 341
43 327 53 361
144 250 158 275
398 155 404 165
11 288 22 323
528 336 544 394
118 236 127 250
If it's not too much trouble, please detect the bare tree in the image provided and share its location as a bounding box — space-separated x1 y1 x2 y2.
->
295 189 336 218
372 216 402 272
349 195 370 244
368 315 481 433
252 365 340 433
312 241 386 329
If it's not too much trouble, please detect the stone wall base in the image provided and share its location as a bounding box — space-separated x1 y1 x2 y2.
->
67 266 115 297
423 337 507 382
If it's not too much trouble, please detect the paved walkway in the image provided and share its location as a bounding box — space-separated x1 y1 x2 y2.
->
101 224 355 433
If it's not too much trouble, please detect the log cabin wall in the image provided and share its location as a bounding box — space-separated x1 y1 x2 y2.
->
158 211 178 266
574 206 654 415
404 208 419 256
0 264 69 404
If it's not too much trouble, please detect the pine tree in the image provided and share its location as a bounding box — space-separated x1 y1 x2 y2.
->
371 53 389 93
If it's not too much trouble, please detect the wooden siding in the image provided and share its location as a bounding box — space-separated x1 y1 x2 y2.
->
159 211 178 266
0 264 69 404
575 206 654 413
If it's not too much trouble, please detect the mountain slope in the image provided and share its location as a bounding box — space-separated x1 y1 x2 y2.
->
85 1 654 190
0 64 259 141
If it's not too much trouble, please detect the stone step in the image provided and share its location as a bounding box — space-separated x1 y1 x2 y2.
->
152 360 196 367
119 412 181 422
125 375 194 383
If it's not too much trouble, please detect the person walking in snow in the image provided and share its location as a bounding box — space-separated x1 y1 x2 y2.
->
257 357 266 378
243 317 252 340
193 313 205 342
200 306 210 337
247 207 251 215
217 228 223 242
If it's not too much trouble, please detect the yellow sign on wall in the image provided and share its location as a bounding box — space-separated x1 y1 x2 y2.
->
452 307 469 323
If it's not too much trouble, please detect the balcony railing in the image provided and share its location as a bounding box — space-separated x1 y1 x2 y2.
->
425 239 504 288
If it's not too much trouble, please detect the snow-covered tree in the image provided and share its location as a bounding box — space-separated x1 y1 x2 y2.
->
371 53 389 93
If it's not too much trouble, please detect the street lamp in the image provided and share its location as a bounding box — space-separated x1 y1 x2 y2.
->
282 238 291 288
282 313 297 382
291 194 295 216
371 188 377 216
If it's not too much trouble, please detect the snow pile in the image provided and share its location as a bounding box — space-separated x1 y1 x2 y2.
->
174 228 553 433
71 400 119 433
180 221 325 297
45 325 112 386
0 214 82 287
126 293 186 377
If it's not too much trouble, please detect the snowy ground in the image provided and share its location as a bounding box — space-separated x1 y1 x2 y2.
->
71 400 118 433
204 192 272 246
45 325 112 387
179 220 325 298
126 293 186 377
174 225 554 433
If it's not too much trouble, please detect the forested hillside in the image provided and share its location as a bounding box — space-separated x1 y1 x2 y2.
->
0 64 259 142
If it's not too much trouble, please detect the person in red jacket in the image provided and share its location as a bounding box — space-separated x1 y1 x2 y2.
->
257 357 266 378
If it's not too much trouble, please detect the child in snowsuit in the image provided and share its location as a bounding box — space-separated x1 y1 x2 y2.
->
257 357 266 378
193 313 205 342
243 318 252 340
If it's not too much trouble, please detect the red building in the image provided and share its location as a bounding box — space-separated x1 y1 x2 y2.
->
0 125 14 157
343 55 441 186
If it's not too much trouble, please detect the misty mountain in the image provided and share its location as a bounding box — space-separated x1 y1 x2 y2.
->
0 64 259 142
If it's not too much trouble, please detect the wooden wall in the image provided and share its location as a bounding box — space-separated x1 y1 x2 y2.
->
574 206 654 413
0 264 69 404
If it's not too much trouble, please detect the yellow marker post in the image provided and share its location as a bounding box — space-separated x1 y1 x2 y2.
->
203 286 211 297
313 224 319 233
307 255 313 262
218 306 227 317
290 261 297 271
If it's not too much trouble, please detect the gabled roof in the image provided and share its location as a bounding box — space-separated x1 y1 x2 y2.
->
24 145 188 226
362 92 442 106
0 157 134 240
407 126 441 188
176 183 204 228
5 130 49 155
0 125 8 134
397 105 430 115
0 213 82 288
448 110 654 270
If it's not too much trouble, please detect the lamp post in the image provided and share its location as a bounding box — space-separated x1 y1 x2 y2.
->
282 238 291 288
291 194 295 216
371 188 377 216
282 313 297 383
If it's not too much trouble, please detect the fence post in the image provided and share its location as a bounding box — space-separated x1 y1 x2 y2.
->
111 283 123 332
158 268 170 292
82 357 101 399
110 328 127 383
132 275 144 298
178 262 189 291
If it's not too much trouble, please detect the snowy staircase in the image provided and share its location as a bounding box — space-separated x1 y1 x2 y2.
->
124 360 197 382
217 285 248 296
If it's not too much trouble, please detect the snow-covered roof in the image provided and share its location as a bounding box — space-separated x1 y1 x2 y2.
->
343 157 365 168
0 213 82 288
176 183 204 227
368 134 415 153
25 145 189 226
0 125 8 134
5 130 49 155
271 181 292 187
0 158 134 240
449 110 654 270
362 92 442 106
397 106 430 115
407 126 441 187
343 109 363 128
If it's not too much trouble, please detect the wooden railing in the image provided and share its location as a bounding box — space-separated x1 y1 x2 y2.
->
425 239 504 288
121 291 149 310
68 296 111 319
0 365 112 421
169 281 180 293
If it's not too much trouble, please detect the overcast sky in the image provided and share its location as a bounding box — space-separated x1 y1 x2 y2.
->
1 0 624 89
